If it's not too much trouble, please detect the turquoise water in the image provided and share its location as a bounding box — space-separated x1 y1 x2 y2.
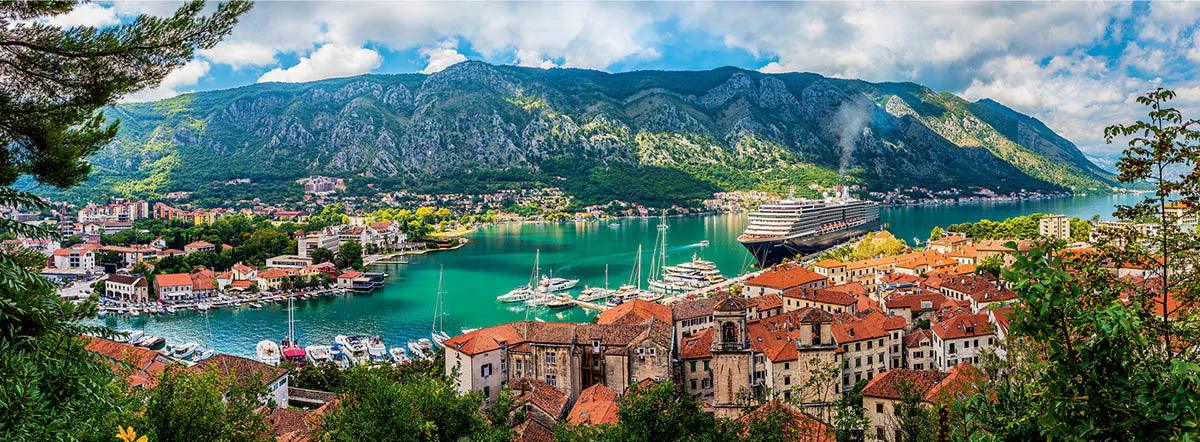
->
103 193 1144 358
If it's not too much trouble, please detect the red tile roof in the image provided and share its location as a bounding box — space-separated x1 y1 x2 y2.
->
679 328 714 360
510 377 568 417
443 323 524 356
832 316 887 344
932 313 994 340
337 270 363 279
188 354 286 387
567 384 620 426
886 291 949 311
83 336 168 388
746 264 827 290
512 419 554 442
903 329 933 348
862 369 947 400
750 294 784 311
924 364 984 403
597 299 671 325
155 273 192 287
787 286 857 306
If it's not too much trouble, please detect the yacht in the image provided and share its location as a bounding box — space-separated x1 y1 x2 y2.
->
577 286 615 302
497 286 536 303
546 293 575 309
135 335 166 351
650 255 725 293
334 335 369 364
738 185 880 266
305 345 332 365
329 344 353 368
117 329 143 344
280 296 306 365
192 348 215 362
172 342 199 360
408 339 433 360
538 276 578 292
637 290 664 302
256 339 281 366
366 336 388 362
430 267 452 348
499 250 542 303
389 347 410 364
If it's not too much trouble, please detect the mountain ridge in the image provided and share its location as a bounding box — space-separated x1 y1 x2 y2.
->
41 61 1116 206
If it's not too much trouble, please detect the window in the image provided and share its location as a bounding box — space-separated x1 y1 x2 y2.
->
481 363 493 377
876 403 883 413
855 357 861 368
964 340 971 348
483 386 490 398
867 355 873 364
690 379 697 390
784 362 790 370
690 361 697 372
855 342 861 352
914 351 922 358
867 340 873 349
784 376 791 386
545 374 557 387
515 360 523 371
545 352 556 365
703 361 710 371
702 378 712 388
949 343 957 354
878 338 884 346
647 348 656 356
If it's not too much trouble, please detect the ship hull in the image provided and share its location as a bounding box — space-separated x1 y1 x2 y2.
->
740 220 880 267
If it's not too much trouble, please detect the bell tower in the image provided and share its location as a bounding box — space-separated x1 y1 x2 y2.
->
709 296 752 417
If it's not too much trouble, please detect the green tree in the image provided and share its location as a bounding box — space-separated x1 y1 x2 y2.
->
337 239 364 270
832 380 868 441
608 381 718 441
241 227 291 265
140 367 271 442
929 226 944 242
891 381 936 442
0 2 248 439
309 247 335 265
317 370 487 441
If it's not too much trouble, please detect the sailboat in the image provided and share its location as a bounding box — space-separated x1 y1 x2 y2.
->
578 264 616 302
646 213 679 294
431 266 451 347
280 296 306 365
498 250 540 303
610 244 654 305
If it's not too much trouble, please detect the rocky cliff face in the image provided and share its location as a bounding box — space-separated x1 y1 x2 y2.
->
81 62 1113 203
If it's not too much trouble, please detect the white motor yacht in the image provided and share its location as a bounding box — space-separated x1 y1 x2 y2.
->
172 342 199 360
539 276 579 292
256 339 281 366
306 345 332 365
366 336 388 362
497 285 535 303
334 335 368 364
389 347 409 364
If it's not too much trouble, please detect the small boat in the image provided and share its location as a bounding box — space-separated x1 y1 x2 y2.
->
282 345 307 365
117 329 143 344
431 267 452 349
546 293 575 309
197 303 211 312
248 302 263 309
192 348 215 362
460 327 479 334
305 345 332 365
609 222 620 228
638 290 664 302
256 339 281 366
389 347 409 364
135 336 166 351
329 344 352 368
172 342 198 359
407 339 433 360
366 336 388 362
699 240 710 247
164 305 177 314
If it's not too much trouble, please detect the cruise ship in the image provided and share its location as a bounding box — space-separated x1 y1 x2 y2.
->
737 186 880 267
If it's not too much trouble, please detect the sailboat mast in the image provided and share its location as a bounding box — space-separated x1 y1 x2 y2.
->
604 264 609 289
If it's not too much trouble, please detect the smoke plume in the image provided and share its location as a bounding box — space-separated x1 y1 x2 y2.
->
834 96 872 182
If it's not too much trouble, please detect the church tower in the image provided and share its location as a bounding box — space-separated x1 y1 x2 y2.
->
710 296 752 417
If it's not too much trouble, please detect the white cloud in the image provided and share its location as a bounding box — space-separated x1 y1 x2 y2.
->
419 40 468 74
122 60 211 102
200 42 277 69
515 49 557 69
258 44 382 83
46 3 119 28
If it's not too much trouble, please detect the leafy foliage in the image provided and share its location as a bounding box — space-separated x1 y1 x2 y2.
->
138 367 271 442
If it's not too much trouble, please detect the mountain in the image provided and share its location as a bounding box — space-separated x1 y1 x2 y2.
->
44 62 1115 206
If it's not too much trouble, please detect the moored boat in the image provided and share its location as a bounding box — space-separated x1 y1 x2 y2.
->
389 347 409 364
306 345 332 365
256 339 281 366
366 336 388 362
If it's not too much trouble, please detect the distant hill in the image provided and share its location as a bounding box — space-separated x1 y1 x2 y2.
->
39 61 1115 206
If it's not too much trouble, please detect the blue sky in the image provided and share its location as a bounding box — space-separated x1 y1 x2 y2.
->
59 1 1200 157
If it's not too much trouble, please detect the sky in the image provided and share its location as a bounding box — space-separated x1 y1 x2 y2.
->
65 1 1200 158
